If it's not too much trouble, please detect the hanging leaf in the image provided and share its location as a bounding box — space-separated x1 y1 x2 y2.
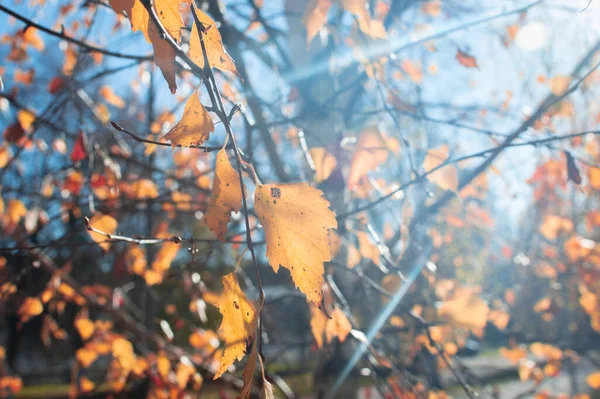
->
189 8 239 76
564 151 581 184
239 337 258 399
438 286 489 333
161 90 214 149
214 273 257 379
48 76 65 94
456 49 479 68
204 149 244 241
254 183 337 307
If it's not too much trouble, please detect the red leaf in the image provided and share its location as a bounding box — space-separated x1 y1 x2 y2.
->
456 49 479 68
70 132 87 163
48 77 65 94
3 123 25 143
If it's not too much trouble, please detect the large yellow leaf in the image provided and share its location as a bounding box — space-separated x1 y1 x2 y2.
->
254 183 337 306
161 90 214 148
87 214 118 252
423 144 458 192
214 273 257 379
109 0 183 93
189 8 238 76
205 149 244 241
348 127 389 189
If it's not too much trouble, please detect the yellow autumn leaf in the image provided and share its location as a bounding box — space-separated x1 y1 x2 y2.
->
109 0 182 93
87 214 118 252
4 199 27 227
76 347 98 368
161 90 214 148
254 183 337 306
112 337 136 371
157 352 170 381
587 371 600 389
75 318 95 341
18 297 43 322
303 0 332 46
189 8 238 76
348 127 389 189
214 272 257 379
17 110 36 130
205 149 244 241
99 85 125 108
79 376 95 393
423 144 459 192
309 147 337 183
176 361 195 389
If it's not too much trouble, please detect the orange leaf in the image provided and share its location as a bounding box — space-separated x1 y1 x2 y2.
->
214 272 257 379
254 183 337 307
205 149 244 241
76 347 98 368
75 318 95 341
87 214 118 252
423 144 458 192
18 297 43 323
587 371 600 389
99 85 125 108
456 49 479 68
79 377 95 393
157 352 170 380
5 199 27 227
161 90 214 148
437 286 489 332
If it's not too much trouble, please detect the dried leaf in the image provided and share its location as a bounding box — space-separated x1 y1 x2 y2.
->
254 183 337 307
214 273 257 379
161 90 214 148
205 149 244 241
70 132 87 162
456 49 479 68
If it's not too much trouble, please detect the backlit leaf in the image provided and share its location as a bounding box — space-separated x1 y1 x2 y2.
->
254 183 337 307
189 8 238 76
348 127 389 189
161 90 214 148
205 149 244 241
303 0 332 46
99 85 125 108
75 318 95 341
87 214 118 252
214 272 257 379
